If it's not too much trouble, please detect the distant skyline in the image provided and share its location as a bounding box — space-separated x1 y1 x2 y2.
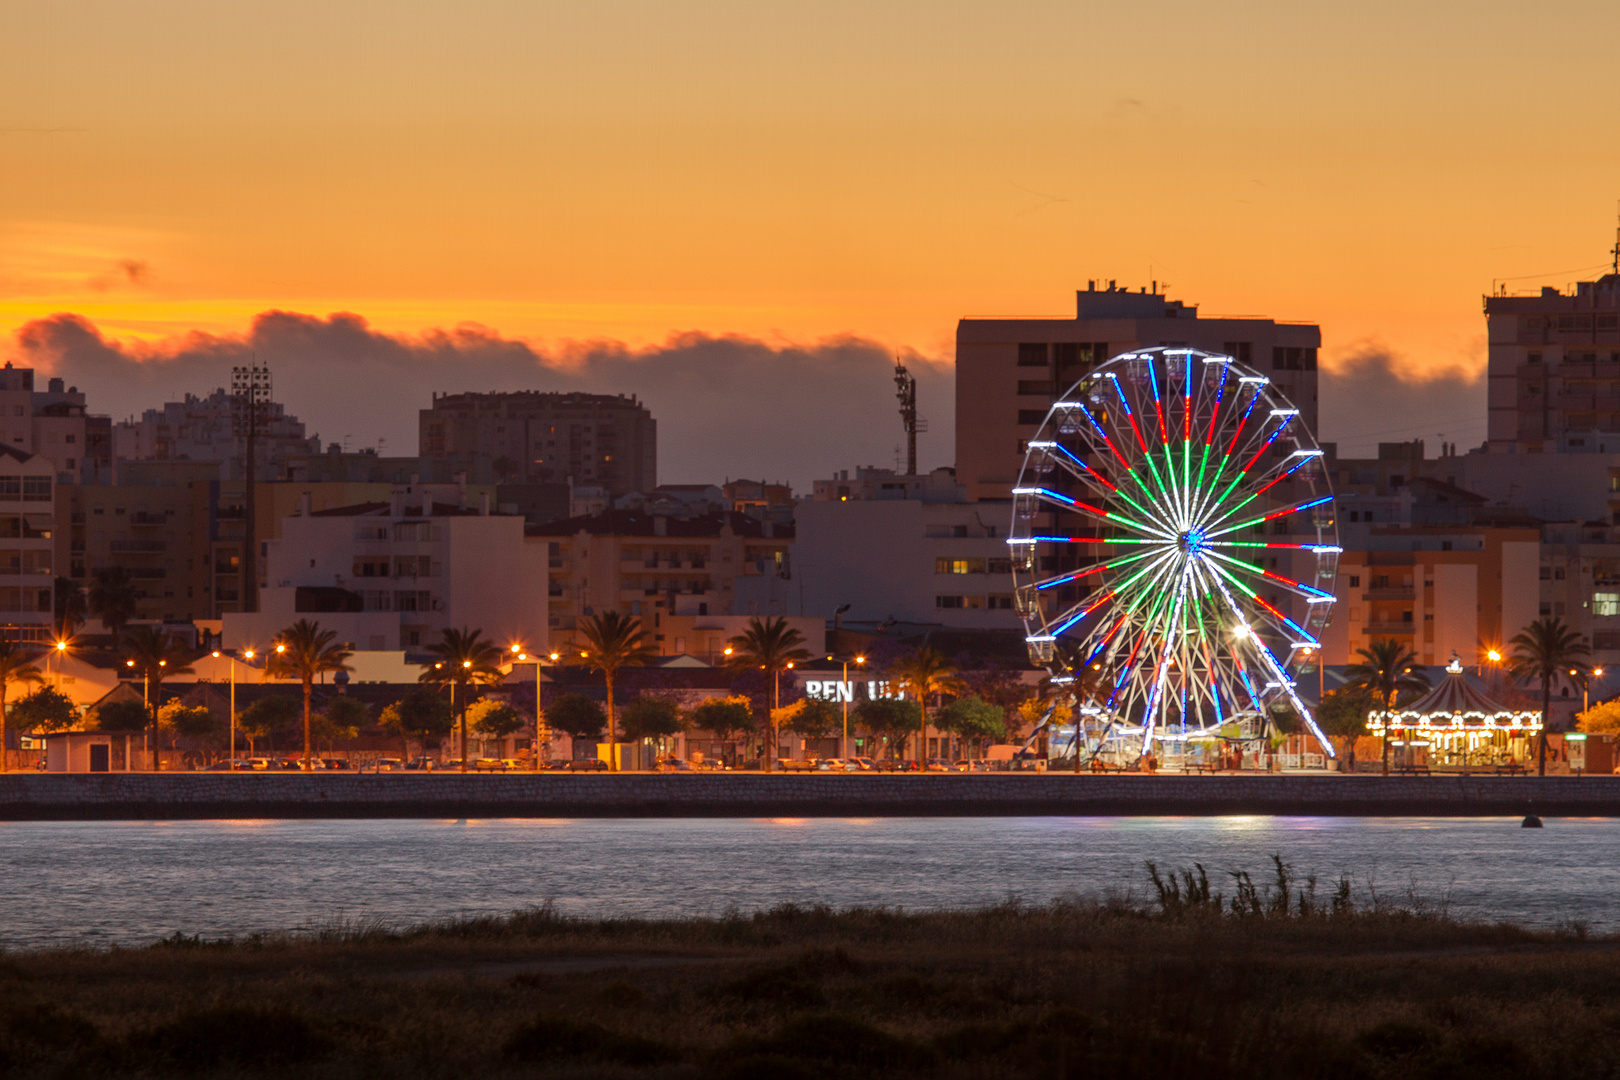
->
4 0 1616 472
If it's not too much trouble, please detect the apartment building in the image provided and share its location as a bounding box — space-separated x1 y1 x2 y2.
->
222 494 546 652
1484 273 1620 454
57 461 218 626
0 447 58 642
113 388 319 481
956 284 1321 501
0 366 112 484
210 479 497 617
527 509 792 633
420 391 655 495
1325 525 1539 668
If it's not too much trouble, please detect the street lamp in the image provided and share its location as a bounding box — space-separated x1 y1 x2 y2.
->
827 653 866 763
211 648 254 769
510 644 561 769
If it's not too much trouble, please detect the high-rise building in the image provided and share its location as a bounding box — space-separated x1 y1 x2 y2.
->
1484 273 1620 454
419 391 655 496
955 284 1322 501
112 388 319 480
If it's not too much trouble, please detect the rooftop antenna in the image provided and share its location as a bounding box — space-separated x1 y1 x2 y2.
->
1612 200 1619 275
894 358 920 475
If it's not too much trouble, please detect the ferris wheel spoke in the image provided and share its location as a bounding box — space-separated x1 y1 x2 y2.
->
1196 448 1320 530
1033 548 1162 591
1012 487 1176 540
1203 550 1336 602
1206 493 1332 540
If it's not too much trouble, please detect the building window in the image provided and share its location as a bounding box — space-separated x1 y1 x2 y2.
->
1017 410 1046 426
1016 343 1048 367
1221 342 1253 363
1017 381 1054 396
1594 593 1620 617
935 558 986 575
936 596 965 609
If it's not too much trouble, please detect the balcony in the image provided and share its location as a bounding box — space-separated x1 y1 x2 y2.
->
111 539 166 554
130 512 166 527
1362 621 1416 636
1361 587 1415 601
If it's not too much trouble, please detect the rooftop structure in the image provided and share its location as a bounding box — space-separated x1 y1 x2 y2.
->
112 388 319 481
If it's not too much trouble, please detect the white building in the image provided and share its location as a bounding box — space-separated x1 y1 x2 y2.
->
113 388 320 482
223 493 547 653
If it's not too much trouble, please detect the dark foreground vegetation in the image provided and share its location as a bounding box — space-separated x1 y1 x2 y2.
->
3 862 1617 1079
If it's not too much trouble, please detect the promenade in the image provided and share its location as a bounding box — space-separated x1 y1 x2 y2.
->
1 772 1617 820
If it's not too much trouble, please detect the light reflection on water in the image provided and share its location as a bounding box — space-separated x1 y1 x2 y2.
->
0 816 1613 950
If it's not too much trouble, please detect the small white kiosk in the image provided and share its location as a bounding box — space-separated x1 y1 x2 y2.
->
44 732 138 773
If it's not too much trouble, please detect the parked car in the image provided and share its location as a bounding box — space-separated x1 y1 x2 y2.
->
925 758 958 772
564 759 609 772
471 758 505 771
320 759 351 770
372 758 404 772
402 757 435 770
245 758 272 771
778 758 818 772
657 758 694 772
849 757 876 771
954 759 993 772
203 759 254 772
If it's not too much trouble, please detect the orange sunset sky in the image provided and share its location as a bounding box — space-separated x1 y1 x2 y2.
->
4 0 1619 384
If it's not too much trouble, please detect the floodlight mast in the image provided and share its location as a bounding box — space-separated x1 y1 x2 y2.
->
231 362 272 614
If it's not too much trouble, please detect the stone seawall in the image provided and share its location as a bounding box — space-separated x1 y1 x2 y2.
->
1 773 1618 820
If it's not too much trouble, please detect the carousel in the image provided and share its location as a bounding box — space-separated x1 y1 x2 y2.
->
1364 656 1541 771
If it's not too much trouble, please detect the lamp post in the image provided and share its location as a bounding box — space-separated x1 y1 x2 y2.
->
826 653 866 763
1579 666 1603 712
126 656 165 770
211 648 254 769
510 644 561 770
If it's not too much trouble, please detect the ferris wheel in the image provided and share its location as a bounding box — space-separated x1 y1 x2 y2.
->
1008 346 1339 759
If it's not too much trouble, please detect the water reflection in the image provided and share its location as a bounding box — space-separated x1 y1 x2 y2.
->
0 816 1614 949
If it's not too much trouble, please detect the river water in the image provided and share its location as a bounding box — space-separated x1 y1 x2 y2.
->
1 816 1613 950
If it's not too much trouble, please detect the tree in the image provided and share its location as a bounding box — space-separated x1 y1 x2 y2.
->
545 692 607 743
380 689 454 760
268 619 354 768
159 701 220 741
725 616 812 771
575 612 657 771
886 647 967 764
687 696 753 766
1509 616 1591 777
314 696 371 751
467 698 525 754
0 638 41 771
419 627 504 772
88 567 140 642
854 697 922 762
620 696 683 748
1315 687 1377 770
93 699 149 733
1577 699 1620 735
122 626 196 769
238 695 301 754
934 695 1007 757
54 576 86 640
1343 638 1431 776
781 697 840 742
11 685 77 736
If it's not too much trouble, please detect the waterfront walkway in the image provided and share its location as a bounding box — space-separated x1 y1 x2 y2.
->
0 772 1615 820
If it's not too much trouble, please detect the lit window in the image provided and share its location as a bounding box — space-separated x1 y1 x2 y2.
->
1595 593 1620 617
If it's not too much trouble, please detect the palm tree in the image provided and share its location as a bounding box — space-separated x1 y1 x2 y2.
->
419 627 503 771
1344 638 1431 775
725 615 812 771
123 626 195 770
575 612 657 771
268 619 354 768
1508 617 1591 777
0 639 41 772
54 576 86 641
88 567 140 644
887 647 967 768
